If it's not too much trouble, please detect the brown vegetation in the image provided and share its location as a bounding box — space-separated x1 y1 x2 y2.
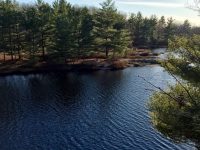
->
0 49 160 76
111 60 129 70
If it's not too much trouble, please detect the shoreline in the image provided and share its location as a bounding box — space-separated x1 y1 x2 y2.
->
0 59 160 76
0 49 163 76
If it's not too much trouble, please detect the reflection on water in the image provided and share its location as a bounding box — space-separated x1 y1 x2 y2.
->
0 66 196 150
152 48 167 60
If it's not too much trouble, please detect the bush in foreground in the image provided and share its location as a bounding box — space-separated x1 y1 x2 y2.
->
149 84 200 148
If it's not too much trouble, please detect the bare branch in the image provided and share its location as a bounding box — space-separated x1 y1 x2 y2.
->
164 62 197 105
145 88 156 92
138 75 180 103
186 0 200 15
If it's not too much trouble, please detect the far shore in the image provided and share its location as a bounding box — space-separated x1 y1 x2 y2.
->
0 49 164 76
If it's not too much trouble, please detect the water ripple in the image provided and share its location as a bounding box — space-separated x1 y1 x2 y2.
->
0 66 196 150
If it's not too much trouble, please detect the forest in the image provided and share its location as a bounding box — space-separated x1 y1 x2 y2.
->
0 0 200 62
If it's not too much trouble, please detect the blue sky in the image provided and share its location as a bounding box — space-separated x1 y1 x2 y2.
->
19 0 200 26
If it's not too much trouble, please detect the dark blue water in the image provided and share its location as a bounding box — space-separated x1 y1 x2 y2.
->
0 66 196 150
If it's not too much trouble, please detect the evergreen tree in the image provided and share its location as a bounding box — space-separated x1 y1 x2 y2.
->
79 7 94 57
131 12 144 47
155 16 166 45
37 0 54 60
176 20 191 36
93 0 130 57
70 7 94 59
93 0 118 57
164 17 175 44
0 0 6 61
54 0 72 61
1 0 19 61
23 5 40 58
148 15 157 46
112 14 130 57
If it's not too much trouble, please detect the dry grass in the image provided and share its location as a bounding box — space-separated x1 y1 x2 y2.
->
0 53 12 62
111 60 129 70
0 48 159 75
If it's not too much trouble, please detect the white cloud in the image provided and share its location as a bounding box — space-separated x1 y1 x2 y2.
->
166 15 200 26
117 1 184 8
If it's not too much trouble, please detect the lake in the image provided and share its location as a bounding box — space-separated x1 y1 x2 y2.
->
0 66 196 150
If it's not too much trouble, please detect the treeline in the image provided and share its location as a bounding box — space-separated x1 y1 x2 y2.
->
127 13 199 47
0 0 199 62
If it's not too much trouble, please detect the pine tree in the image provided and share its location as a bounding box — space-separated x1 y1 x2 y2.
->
37 0 54 60
23 5 40 59
69 7 94 59
155 16 166 46
112 14 130 57
79 7 94 57
93 0 130 58
54 0 72 61
164 17 175 44
93 0 118 57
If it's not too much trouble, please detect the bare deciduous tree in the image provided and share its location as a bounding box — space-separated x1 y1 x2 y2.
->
187 0 200 14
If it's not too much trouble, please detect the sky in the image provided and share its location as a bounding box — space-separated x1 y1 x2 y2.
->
19 0 200 26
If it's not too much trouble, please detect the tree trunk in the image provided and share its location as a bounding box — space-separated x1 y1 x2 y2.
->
42 33 45 61
0 27 5 61
78 37 81 60
9 26 13 61
17 45 21 60
16 24 21 60
106 47 108 58
32 33 35 58
105 37 109 58
3 51 5 62
78 30 81 60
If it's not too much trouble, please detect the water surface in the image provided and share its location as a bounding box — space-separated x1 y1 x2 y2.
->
0 66 195 150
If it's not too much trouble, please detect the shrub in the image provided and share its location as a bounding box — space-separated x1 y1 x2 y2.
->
111 60 128 70
149 84 200 146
